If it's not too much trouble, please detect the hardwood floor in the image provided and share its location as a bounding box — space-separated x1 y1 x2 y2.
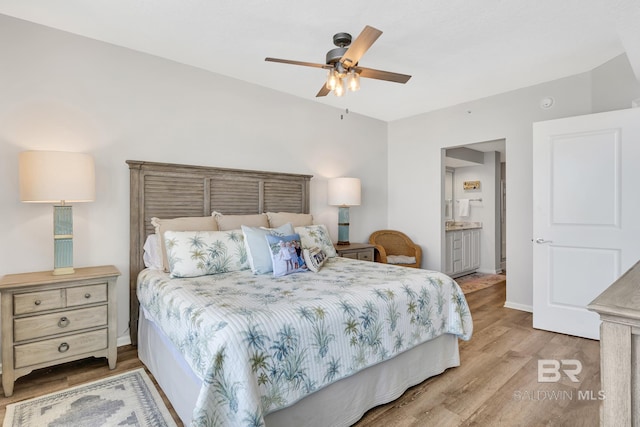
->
354 282 601 426
0 282 601 427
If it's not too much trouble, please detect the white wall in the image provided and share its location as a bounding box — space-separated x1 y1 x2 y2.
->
0 15 388 348
3 15 639 355
389 54 640 312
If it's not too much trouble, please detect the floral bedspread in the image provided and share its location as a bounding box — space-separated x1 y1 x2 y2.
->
137 257 473 427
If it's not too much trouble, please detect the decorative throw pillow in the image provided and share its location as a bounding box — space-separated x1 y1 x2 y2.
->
266 212 313 228
303 246 328 273
164 230 248 278
265 233 308 277
151 216 219 272
212 211 269 231
241 223 295 274
294 224 337 258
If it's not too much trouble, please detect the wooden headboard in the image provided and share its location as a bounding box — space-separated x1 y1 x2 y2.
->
127 160 312 344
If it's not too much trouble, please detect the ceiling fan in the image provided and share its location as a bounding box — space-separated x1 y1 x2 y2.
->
265 25 411 98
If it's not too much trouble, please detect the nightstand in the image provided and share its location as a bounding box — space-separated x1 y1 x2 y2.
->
0 265 120 397
334 243 375 262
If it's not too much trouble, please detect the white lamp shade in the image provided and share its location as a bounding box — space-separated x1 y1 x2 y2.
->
19 151 95 203
328 177 361 207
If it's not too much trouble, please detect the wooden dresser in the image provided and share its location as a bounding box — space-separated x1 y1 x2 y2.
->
0 265 120 397
588 259 640 427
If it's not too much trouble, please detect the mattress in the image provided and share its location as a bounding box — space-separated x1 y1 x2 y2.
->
137 257 473 426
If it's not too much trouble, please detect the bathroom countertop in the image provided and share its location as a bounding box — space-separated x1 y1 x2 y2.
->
445 221 483 231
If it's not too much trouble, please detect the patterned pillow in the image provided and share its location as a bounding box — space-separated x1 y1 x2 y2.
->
164 230 248 278
303 246 328 273
265 234 308 277
294 224 337 258
241 223 295 274
151 216 218 272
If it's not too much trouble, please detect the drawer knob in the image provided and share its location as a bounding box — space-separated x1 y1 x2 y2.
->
84 293 91 299
58 342 70 353
34 300 41 306
58 317 70 328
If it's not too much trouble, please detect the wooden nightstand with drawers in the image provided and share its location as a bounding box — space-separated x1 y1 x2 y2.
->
0 265 120 397
334 243 375 262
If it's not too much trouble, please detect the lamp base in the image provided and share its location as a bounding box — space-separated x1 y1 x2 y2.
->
337 206 351 247
336 241 351 246
54 205 75 275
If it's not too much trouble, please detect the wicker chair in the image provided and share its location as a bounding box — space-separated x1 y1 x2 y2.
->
368 230 422 268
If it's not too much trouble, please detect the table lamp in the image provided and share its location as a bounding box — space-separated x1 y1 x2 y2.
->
328 177 361 245
19 151 95 275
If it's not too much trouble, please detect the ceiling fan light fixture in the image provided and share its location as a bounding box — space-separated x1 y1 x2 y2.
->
326 69 339 90
347 70 360 92
265 26 411 99
334 79 345 97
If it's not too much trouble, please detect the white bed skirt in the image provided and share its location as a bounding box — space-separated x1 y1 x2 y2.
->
138 308 460 426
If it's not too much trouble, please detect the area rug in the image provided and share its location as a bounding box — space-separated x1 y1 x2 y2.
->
456 273 506 294
3 368 177 427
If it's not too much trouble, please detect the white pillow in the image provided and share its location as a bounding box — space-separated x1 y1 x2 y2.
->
142 234 163 270
294 224 337 258
387 255 417 264
212 211 269 231
241 223 295 274
266 212 313 228
164 230 249 278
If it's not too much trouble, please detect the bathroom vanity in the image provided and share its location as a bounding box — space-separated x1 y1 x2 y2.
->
444 222 481 278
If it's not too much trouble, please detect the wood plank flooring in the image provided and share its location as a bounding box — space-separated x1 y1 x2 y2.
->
0 281 601 426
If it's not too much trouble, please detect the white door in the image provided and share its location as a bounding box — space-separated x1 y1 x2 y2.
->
533 108 640 340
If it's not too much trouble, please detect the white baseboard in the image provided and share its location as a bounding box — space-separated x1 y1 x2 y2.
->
477 268 503 275
503 301 533 312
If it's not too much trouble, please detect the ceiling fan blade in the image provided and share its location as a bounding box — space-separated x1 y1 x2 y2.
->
265 57 330 69
316 84 331 97
356 66 411 84
339 25 382 68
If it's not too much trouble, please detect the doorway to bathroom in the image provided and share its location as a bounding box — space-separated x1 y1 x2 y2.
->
442 139 506 277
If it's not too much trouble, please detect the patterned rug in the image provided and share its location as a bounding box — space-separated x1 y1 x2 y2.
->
3 369 177 427
456 273 506 294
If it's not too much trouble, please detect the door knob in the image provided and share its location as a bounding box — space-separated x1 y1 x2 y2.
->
535 238 553 244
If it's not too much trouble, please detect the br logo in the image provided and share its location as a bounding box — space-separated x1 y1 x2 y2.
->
538 359 582 383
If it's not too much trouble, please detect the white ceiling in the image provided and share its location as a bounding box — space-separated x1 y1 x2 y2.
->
1 0 639 122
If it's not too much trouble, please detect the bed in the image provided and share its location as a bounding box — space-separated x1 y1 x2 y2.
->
127 160 473 427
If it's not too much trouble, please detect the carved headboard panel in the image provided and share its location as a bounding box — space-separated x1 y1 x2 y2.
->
127 160 312 343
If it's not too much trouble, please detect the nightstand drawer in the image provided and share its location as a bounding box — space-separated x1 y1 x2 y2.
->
358 251 373 262
67 284 107 306
14 328 108 369
14 305 108 342
14 289 64 315
335 243 376 262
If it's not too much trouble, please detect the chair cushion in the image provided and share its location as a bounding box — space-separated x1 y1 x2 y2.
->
387 255 417 264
